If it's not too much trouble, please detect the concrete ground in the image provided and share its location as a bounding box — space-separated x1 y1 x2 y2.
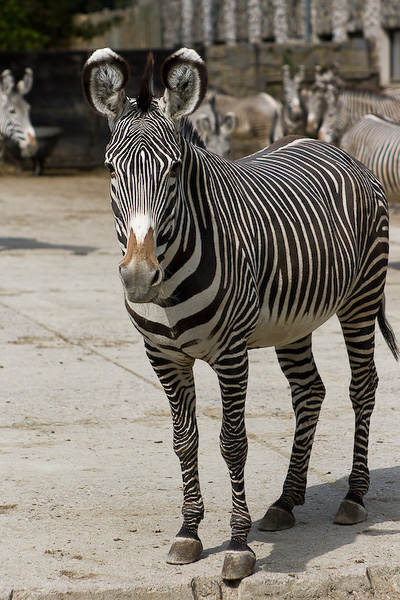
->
0 169 399 600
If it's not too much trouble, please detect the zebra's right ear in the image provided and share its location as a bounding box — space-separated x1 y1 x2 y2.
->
160 48 208 120
82 48 130 121
17 68 34 96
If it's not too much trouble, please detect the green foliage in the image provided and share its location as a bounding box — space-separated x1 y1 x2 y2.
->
0 0 131 50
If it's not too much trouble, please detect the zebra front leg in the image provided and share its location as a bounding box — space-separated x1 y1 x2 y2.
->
259 335 325 531
145 343 203 565
333 316 378 525
213 347 256 580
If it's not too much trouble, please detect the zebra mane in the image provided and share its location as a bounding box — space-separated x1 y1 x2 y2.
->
137 52 154 114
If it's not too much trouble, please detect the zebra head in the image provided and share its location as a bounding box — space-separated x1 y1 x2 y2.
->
282 64 305 121
82 48 207 303
0 68 38 157
305 66 326 136
318 83 341 144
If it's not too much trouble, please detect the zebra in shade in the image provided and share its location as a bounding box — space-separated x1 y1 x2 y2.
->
341 113 400 203
0 68 38 162
82 47 398 581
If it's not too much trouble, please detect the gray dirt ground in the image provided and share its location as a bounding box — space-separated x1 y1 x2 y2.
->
0 168 399 599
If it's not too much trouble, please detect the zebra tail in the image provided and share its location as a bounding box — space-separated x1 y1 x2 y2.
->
377 298 400 361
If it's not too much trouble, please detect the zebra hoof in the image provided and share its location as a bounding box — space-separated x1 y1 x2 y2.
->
166 535 203 565
221 542 256 581
334 499 368 525
258 505 295 531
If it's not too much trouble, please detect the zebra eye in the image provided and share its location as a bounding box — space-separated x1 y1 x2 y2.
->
170 161 181 178
105 162 116 178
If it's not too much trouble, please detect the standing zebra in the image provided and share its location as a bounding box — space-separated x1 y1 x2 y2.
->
282 64 306 135
82 48 398 581
341 114 400 203
0 68 38 161
316 84 400 145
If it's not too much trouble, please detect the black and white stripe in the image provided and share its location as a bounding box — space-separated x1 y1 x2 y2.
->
82 48 399 580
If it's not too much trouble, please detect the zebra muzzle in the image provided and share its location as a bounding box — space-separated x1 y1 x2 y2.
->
119 227 163 303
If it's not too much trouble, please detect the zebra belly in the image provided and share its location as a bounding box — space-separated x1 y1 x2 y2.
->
247 306 338 349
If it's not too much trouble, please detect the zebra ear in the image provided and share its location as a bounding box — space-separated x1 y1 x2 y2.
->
17 68 33 95
282 64 291 84
0 69 14 96
160 48 208 120
295 65 305 84
82 48 130 121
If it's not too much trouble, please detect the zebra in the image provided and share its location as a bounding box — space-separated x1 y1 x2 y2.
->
82 47 399 581
188 95 236 157
315 83 400 145
207 89 284 150
340 113 400 204
282 64 306 135
0 68 38 162
305 65 344 137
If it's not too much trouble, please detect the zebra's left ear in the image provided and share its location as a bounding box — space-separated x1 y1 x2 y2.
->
160 48 208 120
0 69 14 96
82 48 130 122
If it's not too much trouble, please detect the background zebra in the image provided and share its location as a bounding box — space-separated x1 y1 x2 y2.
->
313 83 400 145
189 94 236 157
0 68 38 162
281 64 306 135
340 114 400 204
207 89 284 151
82 47 398 581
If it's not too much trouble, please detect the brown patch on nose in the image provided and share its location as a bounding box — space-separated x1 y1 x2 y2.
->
119 227 159 270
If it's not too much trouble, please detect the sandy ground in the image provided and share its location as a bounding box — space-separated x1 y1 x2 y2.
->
0 167 399 599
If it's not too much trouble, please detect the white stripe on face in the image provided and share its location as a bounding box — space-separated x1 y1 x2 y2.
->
130 213 152 245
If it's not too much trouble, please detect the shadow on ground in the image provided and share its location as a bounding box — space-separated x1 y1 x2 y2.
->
202 467 400 574
0 237 97 255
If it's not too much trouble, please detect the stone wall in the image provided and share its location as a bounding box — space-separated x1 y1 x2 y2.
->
72 0 400 51
205 38 377 98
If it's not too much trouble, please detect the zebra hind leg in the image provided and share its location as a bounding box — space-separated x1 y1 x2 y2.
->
333 311 379 526
259 335 326 531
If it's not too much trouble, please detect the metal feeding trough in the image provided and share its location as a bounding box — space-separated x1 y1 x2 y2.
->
5 126 62 175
